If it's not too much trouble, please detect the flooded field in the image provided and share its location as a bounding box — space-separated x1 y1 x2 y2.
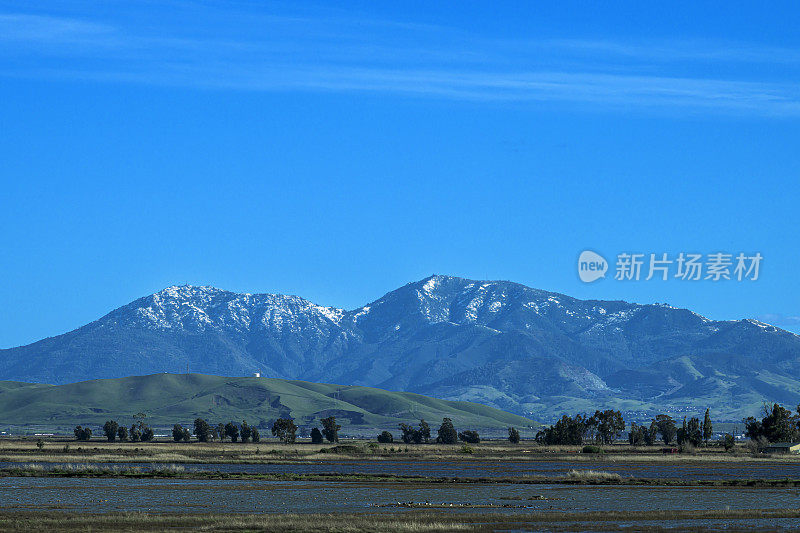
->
3 451 800 530
1 476 799 530
1 476 798 513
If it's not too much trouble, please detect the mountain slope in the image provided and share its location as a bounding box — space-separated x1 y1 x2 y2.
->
2 275 799 421
0 373 534 431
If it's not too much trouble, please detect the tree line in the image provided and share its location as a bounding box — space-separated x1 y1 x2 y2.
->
533 409 714 446
76 419 155 442
375 418 485 444
78 415 344 444
72 403 800 447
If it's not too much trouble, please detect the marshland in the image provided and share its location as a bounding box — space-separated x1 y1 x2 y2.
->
2 437 800 531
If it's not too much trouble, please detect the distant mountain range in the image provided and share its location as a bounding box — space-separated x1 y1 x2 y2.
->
0 373 533 432
2 275 798 421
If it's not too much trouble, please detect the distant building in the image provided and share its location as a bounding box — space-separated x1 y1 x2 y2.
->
764 442 800 454
253 372 261 378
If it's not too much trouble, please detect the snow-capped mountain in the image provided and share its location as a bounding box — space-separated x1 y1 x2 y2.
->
2 275 799 420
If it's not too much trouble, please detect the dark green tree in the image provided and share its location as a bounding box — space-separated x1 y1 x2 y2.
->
418 419 431 443
377 431 393 443
677 417 688 445
216 423 227 442
593 410 625 444
760 404 799 442
271 418 298 443
686 417 702 447
398 420 430 444
508 427 520 444
240 421 252 443
628 422 645 446
173 424 189 442
225 422 239 443
743 403 800 443
310 427 324 444
117 426 128 442
398 423 417 444
103 420 119 442
73 426 92 441
251 427 260 443
140 425 154 442
534 414 586 445
644 421 658 446
193 418 211 442
321 416 340 443
702 409 713 445
437 418 458 444
129 424 141 442
654 415 678 445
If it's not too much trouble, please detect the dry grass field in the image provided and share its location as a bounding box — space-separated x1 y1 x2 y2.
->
2 509 800 532
0 437 797 464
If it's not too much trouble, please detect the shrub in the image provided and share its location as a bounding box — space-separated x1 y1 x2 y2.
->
680 441 696 454
458 430 480 444
582 445 603 454
723 433 735 451
377 431 393 443
460 444 474 454
73 426 92 441
565 470 621 482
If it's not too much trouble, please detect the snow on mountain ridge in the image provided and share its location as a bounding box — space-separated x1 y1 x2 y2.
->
110 285 346 334
103 277 782 342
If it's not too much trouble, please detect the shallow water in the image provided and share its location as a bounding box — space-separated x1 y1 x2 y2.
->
1 477 799 515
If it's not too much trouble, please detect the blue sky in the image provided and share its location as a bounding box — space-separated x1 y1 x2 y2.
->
1 1 799 348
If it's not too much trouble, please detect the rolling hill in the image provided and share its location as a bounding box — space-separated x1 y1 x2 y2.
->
2 275 799 422
0 373 535 432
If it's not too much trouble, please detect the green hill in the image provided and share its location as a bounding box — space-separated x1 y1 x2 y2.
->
0 373 535 433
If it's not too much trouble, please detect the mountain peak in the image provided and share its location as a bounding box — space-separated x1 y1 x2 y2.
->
154 284 230 299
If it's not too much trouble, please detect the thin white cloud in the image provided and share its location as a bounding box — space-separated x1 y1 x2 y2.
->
541 38 800 65
0 13 116 44
757 313 800 326
1 10 800 115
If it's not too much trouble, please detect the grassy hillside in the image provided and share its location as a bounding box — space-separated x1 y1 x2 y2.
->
0 373 536 433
